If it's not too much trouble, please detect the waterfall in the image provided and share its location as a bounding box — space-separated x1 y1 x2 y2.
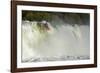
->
21 20 90 62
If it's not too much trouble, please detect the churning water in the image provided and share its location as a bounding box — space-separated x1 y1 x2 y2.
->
21 20 90 62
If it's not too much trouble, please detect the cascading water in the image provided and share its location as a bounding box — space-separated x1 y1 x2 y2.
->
21 13 90 62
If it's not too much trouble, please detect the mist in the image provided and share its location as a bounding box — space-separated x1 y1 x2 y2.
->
21 12 90 62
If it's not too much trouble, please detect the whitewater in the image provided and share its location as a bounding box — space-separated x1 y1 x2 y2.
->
21 21 90 62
